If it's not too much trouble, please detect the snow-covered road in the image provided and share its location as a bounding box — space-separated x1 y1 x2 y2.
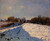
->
0 23 50 41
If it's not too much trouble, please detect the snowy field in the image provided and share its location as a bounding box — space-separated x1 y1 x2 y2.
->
0 23 50 41
0 22 11 26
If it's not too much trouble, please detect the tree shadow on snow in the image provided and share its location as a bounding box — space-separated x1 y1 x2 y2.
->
0 26 43 41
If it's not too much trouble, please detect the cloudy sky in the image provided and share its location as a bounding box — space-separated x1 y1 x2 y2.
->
0 0 50 19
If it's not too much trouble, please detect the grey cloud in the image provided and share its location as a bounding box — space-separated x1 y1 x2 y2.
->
0 0 50 19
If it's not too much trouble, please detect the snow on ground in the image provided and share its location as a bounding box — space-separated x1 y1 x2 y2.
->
0 23 50 41
0 22 11 26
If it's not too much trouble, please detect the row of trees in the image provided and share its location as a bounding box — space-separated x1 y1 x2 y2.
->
7 16 27 23
3 16 50 26
30 16 50 26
